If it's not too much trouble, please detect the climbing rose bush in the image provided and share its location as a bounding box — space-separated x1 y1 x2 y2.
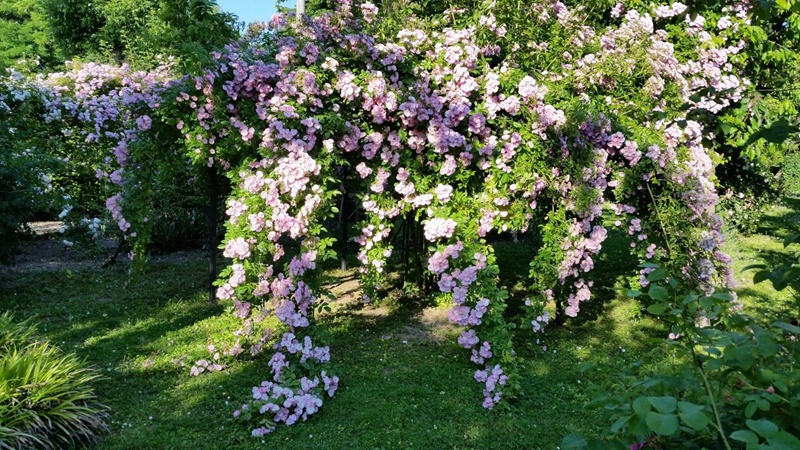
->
118 0 743 432
4 0 757 438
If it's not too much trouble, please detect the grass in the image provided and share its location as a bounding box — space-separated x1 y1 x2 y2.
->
724 200 800 321
0 200 797 449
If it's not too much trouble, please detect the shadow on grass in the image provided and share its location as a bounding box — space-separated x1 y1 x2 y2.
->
738 241 799 315
0 261 252 448
491 226 639 327
286 288 666 449
748 247 799 272
735 286 798 323
756 198 800 237
0 262 220 347
781 196 800 211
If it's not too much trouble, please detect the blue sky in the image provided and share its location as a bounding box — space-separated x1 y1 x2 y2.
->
216 0 296 25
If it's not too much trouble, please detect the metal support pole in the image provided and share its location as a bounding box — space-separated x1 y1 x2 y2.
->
402 212 410 284
207 167 219 305
297 0 305 16
339 193 348 271
416 216 425 291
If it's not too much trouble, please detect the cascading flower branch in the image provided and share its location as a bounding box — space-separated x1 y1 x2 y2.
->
68 0 754 437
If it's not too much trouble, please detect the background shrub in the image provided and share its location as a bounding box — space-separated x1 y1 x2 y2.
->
783 152 800 196
0 110 63 264
718 190 773 236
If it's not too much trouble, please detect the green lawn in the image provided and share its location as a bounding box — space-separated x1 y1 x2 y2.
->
724 200 799 321
1 201 796 449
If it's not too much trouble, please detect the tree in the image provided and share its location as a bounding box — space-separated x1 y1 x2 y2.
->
0 0 60 69
39 0 239 71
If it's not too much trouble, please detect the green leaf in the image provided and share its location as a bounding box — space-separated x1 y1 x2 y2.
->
705 358 723 370
727 344 756 370
711 292 734 301
645 412 679 435
744 119 799 147
561 434 588 449
646 303 667 315
610 415 629 433
627 290 642 298
747 419 779 438
730 430 759 445
678 407 710 431
647 396 677 414
783 234 800 248
677 401 701 413
753 270 771 284
632 397 651 417
648 284 669 302
646 268 666 282
755 330 778 357
772 321 800 335
767 431 800 449
745 401 758 418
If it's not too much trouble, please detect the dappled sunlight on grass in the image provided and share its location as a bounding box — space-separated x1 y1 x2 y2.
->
756 203 800 238
724 201 798 320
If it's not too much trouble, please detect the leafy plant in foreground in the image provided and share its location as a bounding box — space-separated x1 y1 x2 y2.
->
0 314 108 450
563 265 800 449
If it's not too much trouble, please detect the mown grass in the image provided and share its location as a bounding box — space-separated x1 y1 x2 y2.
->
723 199 800 321
0 200 796 449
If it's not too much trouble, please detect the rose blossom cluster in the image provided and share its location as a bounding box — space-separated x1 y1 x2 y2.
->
524 2 744 318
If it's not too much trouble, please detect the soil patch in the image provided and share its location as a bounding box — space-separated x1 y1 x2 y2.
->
1 222 206 280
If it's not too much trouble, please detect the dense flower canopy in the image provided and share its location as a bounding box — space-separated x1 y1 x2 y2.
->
1 0 755 437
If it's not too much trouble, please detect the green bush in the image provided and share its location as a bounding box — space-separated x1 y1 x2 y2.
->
0 313 107 449
783 153 800 196
0 75 65 264
718 190 772 236
0 143 61 264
